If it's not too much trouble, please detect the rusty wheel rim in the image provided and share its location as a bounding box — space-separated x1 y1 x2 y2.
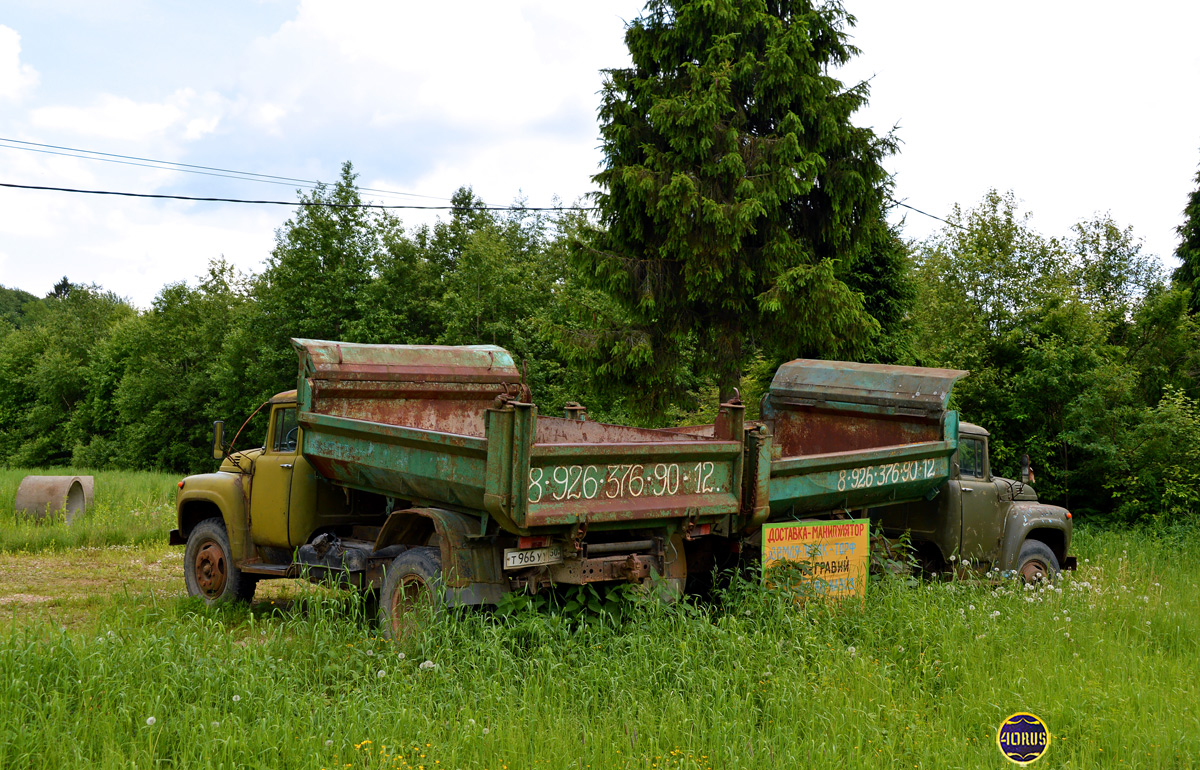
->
194 540 228 599
388 574 428 638
1019 558 1048 584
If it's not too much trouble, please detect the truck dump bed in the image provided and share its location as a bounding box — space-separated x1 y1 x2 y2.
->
293 339 745 535
749 359 967 519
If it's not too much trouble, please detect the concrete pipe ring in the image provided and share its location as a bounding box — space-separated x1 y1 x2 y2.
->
14 475 92 524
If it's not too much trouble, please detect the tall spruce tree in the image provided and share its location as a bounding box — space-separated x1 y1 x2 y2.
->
1174 165 1200 314
575 0 897 404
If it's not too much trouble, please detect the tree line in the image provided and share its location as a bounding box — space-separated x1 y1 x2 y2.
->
2 0 1199 526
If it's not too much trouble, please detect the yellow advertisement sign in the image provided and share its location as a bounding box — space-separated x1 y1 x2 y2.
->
762 519 869 598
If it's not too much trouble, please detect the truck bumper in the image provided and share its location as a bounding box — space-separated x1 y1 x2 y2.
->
168 529 186 546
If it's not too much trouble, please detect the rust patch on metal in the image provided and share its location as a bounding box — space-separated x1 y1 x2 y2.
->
770 408 942 458
534 416 709 445
194 540 228 598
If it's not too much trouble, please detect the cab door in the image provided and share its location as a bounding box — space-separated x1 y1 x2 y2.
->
958 436 1004 566
249 405 299 549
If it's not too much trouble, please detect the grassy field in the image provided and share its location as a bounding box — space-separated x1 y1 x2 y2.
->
1 470 1198 769
0 467 178 552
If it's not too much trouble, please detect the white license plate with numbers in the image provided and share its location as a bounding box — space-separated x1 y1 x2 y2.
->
503 545 564 570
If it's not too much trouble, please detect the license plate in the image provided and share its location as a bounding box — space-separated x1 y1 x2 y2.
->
503 544 563 570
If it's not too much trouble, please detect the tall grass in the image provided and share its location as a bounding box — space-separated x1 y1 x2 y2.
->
0 467 178 552
1 525 1197 768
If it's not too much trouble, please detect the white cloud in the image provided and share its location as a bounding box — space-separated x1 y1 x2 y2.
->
0 25 39 101
30 88 225 142
240 0 633 133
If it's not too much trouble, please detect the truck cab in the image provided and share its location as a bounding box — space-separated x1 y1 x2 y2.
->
172 390 387 603
874 422 1075 579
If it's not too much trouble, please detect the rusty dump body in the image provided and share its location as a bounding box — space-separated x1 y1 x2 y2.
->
747 359 968 520
294 339 746 537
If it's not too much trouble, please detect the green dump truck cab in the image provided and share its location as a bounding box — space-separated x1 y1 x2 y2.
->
872 421 1076 580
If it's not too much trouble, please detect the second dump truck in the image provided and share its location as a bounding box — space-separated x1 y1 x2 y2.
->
172 340 1073 632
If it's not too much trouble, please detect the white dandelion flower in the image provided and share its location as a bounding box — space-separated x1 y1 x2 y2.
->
146 717 156 726
397 652 406 660
232 695 241 702
377 669 386 679
420 660 436 670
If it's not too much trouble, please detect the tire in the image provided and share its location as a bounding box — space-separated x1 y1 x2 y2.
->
379 547 443 639
184 517 257 604
1016 539 1060 584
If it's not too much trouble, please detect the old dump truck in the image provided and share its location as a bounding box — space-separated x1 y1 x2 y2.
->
747 360 1074 580
171 340 1073 632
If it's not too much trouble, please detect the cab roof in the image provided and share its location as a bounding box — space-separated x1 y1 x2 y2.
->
270 389 297 404
960 421 990 437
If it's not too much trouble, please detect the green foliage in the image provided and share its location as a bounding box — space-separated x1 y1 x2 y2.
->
1098 388 1200 525
0 284 37 328
1173 164 1200 314
495 582 642 629
0 286 134 466
572 0 901 413
913 189 1199 521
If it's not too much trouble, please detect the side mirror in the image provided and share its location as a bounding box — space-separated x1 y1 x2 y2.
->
212 420 225 460
1020 453 1031 484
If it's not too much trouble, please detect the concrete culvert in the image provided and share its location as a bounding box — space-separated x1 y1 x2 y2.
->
15 475 93 524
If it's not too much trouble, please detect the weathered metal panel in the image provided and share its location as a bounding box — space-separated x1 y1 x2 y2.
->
293 339 749 536
768 359 968 416
757 359 966 517
294 338 520 439
300 411 490 510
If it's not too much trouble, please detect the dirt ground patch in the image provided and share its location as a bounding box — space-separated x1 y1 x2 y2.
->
0 544 312 631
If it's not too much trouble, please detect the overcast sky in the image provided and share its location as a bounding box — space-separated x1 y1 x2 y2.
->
1 0 1198 307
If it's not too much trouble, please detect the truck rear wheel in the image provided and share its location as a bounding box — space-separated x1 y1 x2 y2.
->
1017 539 1060 583
380 547 443 639
184 517 257 604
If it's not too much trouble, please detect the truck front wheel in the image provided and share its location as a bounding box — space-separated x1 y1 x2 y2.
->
380 547 444 639
1017 539 1060 583
184 517 257 604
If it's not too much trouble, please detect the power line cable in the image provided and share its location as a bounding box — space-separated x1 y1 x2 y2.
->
0 137 460 203
890 200 965 231
0 175 966 229
0 181 583 211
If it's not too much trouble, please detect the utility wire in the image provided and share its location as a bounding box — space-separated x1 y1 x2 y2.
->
0 137 459 203
890 200 965 231
0 175 966 228
0 181 581 211
0 137 967 228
